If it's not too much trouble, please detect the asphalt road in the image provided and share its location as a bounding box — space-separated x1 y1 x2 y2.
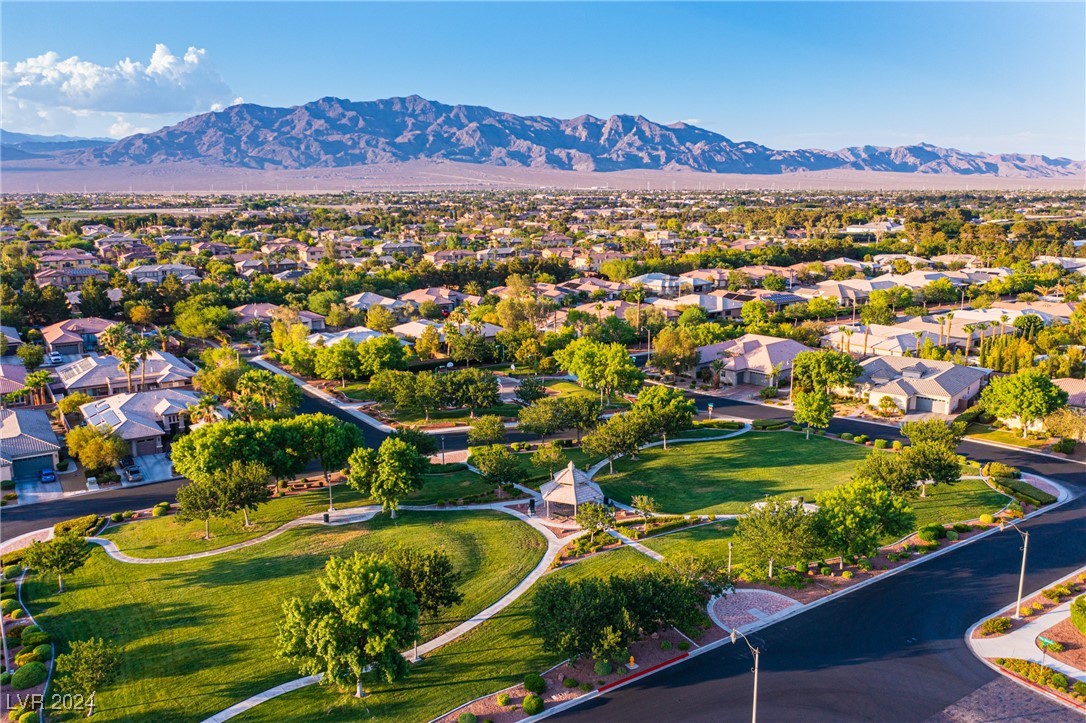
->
3 384 1083 721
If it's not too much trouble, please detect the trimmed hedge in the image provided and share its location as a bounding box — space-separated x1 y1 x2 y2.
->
2 564 21 580
53 514 100 537
522 694 544 716
458 714 478 723
1 598 21 615
10 661 47 690
20 630 50 648
523 673 546 694
752 419 787 430
995 657 1073 693
989 477 1056 507
1071 595 1086 636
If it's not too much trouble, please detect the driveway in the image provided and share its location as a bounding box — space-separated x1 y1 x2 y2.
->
122 453 178 486
14 477 65 506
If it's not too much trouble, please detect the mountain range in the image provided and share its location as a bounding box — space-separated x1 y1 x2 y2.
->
5 96 1083 178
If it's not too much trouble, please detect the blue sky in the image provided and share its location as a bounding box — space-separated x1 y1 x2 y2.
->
2 2 1084 157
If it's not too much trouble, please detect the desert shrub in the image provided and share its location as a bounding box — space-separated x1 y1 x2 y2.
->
32 644 51 660
523 673 546 694
152 505 167 517
752 418 786 430
522 694 544 716
873 439 888 449
953 523 971 533
19 631 49 648
562 677 578 688
123 510 136 519
891 440 903 450
840 433 853 440
759 386 778 400
979 513 994 525
1054 437 1077 454
660 640 672 650
980 617 1012 635
857 558 873 571
1 598 20 615
10 661 47 689
1019 606 1033 617
1074 680 1086 696
945 530 959 541
457 713 477 723
841 571 854 579
110 512 124 523
2 565 21 580
495 692 511 707
678 641 690 651
820 566 833 575
594 660 613 676
579 682 592 692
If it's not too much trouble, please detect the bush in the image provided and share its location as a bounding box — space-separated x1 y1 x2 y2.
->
32 644 51 660
820 566 833 575
891 440 903 450
759 386 778 400
14 650 41 666
0 673 8 685
1071 595 1086 635
19 631 50 648
752 419 787 430
979 513 994 525
523 673 546 694
677 641 690 651
840 433 854 440
873 439 888 449
660 639 672 650
19 713 37 723
1054 437 1077 454
857 558 873 572
458 714 478 723
917 525 947 543
10 608 25 619
990 477 1057 507
953 523 971 533
1074 680 1086 696
1 598 20 615
594 660 613 676
579 682 592 692
1 564 20 580
841 571 854 579
945 530 959 541
522 694 544 716
110 512 124 523
982 462 1020 480
152 505 167 517
53 513 100 537
10 661 47 689
495 692 511 707
980 617 1012 635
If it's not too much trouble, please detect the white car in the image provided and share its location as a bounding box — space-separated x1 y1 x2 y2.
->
47 351 63 365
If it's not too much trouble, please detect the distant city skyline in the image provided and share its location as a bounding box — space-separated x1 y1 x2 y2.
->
2 1 1084 158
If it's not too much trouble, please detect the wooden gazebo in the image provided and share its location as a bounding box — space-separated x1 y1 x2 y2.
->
539 461 604 518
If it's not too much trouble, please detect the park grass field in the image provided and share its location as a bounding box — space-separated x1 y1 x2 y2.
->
233 547 655 723
25 511 544 723
595 432 869 515
102 469 496 559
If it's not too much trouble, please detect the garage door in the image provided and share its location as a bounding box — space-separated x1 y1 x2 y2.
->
913 396 938 413
12 454 53 480
134 437 160 456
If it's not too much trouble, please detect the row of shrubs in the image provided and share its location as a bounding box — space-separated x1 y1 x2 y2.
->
751 419 787 431
2 624 52 692
693 420 744 431
617 515 697 540
152 501 172 517
53 513 102 537
427 462 469 474
994 658 1086 701
109 510 138 523
988 477 1056 507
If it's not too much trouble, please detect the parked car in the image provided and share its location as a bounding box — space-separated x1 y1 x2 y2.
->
124 468 143 482
39 469 57 484
47 351 63 365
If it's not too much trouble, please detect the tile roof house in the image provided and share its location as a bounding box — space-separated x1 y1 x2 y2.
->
56 351 197 397
694 334 809 386
34 266 110 289
231 303 326 331
35 249 98 268
343 291 411 315
855 357 988 415
654 294 744 320
41 317 115 355
0 362 28 399
398 287 481 312
0 408 61 481
1053 378 1086 410
124 264 201 285
1 325 23 350
627 272 685 298
80 388 205 457
306 326 385 346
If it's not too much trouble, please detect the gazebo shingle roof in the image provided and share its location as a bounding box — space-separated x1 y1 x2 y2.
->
540 461 604 507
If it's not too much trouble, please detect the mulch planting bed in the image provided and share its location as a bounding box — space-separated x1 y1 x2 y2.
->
1040 617 1086 672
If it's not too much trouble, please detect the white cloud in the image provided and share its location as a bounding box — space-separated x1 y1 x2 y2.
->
1 44 236 138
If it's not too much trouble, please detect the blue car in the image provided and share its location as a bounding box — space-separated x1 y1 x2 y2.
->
39 469 57 484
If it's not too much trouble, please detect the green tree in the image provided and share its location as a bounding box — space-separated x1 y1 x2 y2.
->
468 414 507 446
448 328 490 367
741 300 771 326
176 478 227 540
793 390 833 439
560 395 602 443
365 305 396 333
469 444 527 485
575 502 616 542
219 460 272 527
980 369 1068 438
15 343 43 371
347 437 428 517
356 334 408 376
57 391 94 416
790 350 862 396
814 479 914 569
582 410 653 473
22 533 91 593
531 442 566 474
900 419 966 448
632 384 695 449
651 326 698 377
735 497 817 579
277 552 419 698
385 546 464 616
23 369 52 406
315 338 360 388
413 324 442 360
517 398 566 440
301 414 366 501
65 424 128 473
515 376 547 405
55 637 121 709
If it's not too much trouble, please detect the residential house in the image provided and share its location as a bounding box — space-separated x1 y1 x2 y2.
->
0 408 61 481
0 326 22 350
653 294 743 320
56 351 197 397
398 287 481 313
80 388 204 457
694 334 808 386
231 303 326 331
125 264 201 285
35 249 98 268
373 240 423 256
306 326 385 346
845 221 905 235
0 363 28 400
34 267 111 290
556 277 630 300
1053 378 1086 410
423 249 476 267
854 356 988 415
343 291 412 316
628 272 684 298
41 318 114 355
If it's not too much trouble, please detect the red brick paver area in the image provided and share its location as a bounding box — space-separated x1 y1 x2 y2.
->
711 589 802 631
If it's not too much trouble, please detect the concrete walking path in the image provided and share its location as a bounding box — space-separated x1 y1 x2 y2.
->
606 528 664 561
202 503 573 722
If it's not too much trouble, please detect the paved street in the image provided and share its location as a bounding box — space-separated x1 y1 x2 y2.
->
2 382 1083 721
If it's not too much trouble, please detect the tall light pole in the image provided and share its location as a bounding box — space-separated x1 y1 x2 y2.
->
1001 519 1029 620
730 628 760 723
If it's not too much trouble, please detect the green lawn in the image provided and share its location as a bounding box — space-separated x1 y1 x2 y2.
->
521 446 606 486
25 511 545 723
234 547 655 723
103 467 497 559
641 520 740 561
965 423 1051 450
596 433 869 515
546 380 630 408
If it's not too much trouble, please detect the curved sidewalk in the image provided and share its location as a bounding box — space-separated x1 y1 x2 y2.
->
202 503 573 722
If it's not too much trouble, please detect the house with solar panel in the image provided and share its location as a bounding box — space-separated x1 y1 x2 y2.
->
56 351 197 398
79 389 206 457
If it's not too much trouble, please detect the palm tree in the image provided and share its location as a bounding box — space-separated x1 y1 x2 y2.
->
943 311 954 348
935 315 947 347
629 284 646 339
841 328 854 355
154 326 173 352
134 336 154 391
24 370 52 406
862 326 870 357
594 302 604 323
709 357 725 389
117 343 138 393
98 323 131 356
769 361 786 389
912 330 924 355
962 324 976 364
185 396 219 425
999 313 1009 338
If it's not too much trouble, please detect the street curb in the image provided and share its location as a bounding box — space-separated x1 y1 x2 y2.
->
963 561 1086 715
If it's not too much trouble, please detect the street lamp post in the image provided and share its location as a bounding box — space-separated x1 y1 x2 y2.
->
440 435 446 465
1001 519 1030 620
730 628 760 723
